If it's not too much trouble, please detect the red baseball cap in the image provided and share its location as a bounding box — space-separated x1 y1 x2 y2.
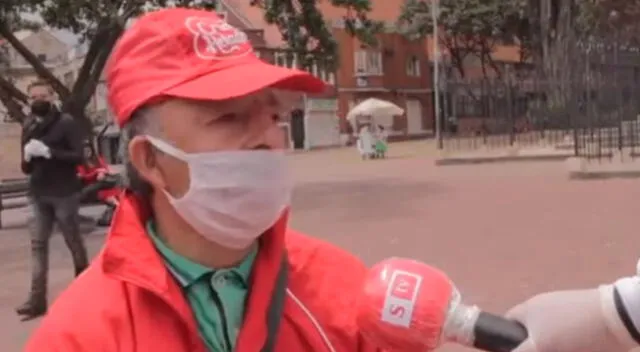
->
106 8 326 127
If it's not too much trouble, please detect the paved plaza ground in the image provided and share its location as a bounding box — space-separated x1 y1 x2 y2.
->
1 141 639 351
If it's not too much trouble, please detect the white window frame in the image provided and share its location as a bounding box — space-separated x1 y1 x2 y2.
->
274 52 287 67
94 81 108 111
354 50 382 76
309 62 335 85
273 52 298 69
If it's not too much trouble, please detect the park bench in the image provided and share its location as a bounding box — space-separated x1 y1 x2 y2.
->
0 175 122 230
0 177 29 229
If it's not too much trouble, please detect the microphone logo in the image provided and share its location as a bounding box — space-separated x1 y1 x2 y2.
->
380 270 422 328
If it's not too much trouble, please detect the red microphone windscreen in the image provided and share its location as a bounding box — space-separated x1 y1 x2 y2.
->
356 258 455 351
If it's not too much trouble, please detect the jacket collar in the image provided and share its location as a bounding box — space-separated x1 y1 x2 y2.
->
101 194 288 351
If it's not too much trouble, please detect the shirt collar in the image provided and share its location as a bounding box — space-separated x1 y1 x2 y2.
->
146 220 258 288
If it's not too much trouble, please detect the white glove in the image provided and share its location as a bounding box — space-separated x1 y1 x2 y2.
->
506 285 638 352
23 139 51 160
23 140 37 162
30 139 51 158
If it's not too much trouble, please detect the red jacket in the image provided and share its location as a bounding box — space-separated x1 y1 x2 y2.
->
77 157 109 183
25 195 380 352
77 157 121 200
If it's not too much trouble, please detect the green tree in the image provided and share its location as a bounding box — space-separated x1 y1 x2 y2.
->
0 0 147 126
0 0 39 122
516 0 640 112
397 0 524 80
397 0 640 117
0 0 381 128
251 0 383 70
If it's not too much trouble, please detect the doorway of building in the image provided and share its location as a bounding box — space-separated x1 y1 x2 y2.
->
290 109 305 149
406 99 424 135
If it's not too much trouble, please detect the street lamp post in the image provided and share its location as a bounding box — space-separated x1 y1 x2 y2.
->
609 10 622 152
431 0 443 149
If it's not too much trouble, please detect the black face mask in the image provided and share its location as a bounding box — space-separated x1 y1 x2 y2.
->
30 100 53 117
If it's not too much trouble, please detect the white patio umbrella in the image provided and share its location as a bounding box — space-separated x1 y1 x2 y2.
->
346 98 404 128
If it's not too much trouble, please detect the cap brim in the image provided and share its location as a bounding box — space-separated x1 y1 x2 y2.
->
165 59 326 100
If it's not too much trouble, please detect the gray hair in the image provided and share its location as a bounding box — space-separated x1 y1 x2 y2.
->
118 107 162 197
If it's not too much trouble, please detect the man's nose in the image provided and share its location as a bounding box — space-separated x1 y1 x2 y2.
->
246 109 286 149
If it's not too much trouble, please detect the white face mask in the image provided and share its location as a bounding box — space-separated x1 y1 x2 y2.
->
146 136 292 249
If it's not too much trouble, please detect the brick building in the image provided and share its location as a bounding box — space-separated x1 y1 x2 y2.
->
221 0 437 150
334 27 433 140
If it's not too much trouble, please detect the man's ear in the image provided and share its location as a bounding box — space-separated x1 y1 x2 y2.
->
128 136 167 190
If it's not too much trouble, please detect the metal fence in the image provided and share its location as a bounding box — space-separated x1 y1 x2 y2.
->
440 37 640 161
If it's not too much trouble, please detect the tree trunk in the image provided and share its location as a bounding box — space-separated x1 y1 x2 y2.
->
67 105 94 139
534 0 576 115
60 25 124 139
0 75 28 103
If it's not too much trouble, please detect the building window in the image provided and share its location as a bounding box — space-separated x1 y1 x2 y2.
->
37 54 47 62
273 52 298 68
309 62 335 85
94 82 108 111
354 50 382 76
274 52 286 67
406 56 420 76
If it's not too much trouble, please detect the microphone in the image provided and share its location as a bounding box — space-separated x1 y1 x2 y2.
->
356 257 528 352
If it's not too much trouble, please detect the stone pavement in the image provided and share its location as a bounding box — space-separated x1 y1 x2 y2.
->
566 153 640 180
434 142 640 181
0 204 108 349
1 142 640 351
435 146 573 166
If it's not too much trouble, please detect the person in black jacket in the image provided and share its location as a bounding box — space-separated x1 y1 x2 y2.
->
16 80 89 321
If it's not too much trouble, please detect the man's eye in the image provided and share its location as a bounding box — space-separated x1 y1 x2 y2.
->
215 113 238 122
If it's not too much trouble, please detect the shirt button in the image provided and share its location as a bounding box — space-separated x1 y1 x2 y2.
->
211 274 227 287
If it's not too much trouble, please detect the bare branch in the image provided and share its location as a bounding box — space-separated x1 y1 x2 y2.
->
0 74 28 103
0 21 70 99
69 20 112 100
75 26 123 108
0 85 26 123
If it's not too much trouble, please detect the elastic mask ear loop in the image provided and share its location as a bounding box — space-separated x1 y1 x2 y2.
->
145 135 189 161
144 135 192 202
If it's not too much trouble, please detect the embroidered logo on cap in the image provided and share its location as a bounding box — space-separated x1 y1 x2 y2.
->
185 15 252 60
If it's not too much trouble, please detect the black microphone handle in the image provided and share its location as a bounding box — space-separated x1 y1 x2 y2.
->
472 311 528 352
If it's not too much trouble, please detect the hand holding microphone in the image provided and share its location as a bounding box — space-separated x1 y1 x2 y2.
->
507 284 640 352
357 257 527 351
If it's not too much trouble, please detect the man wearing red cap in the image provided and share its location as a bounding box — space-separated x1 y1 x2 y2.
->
25 8 380 352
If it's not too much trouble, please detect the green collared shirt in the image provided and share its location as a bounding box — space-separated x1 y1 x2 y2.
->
147 221 257 352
